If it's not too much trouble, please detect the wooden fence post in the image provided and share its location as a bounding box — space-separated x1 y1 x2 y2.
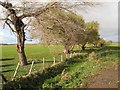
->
13 62 20 78
43 58 45 70
28 61 34 74
53 57 55 65
75 53 77 56
61 55 63 62
77 45 79 49
69 54 72 58
73 52 75 56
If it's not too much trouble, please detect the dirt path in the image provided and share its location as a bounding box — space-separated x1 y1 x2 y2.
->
86 62 118 88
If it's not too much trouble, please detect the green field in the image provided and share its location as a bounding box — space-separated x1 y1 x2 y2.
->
0 43 119 89
1 45 66 80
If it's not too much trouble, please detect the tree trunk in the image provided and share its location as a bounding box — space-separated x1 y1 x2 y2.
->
0 1 28 66
70 46 74 52
81 44 86 50
63 45 70 54
13 14 28 65
17 45 28 66
16 28 28 66
100 43 104 47
81 34 89 51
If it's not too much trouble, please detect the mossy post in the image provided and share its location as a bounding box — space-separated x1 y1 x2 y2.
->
61 55 63 62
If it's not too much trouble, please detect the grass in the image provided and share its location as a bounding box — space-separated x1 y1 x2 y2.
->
1 45 65 80
42 47 119 88
2 45 64 59
0 43 119 88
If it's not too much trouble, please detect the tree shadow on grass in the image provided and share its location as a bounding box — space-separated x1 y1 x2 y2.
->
0 64 14 68
3 54 87 90
100 46 120 51
0 58 15 61
73 45 120 54
1 70 14 73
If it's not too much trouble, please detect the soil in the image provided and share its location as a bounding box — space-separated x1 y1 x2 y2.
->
86 62 119 88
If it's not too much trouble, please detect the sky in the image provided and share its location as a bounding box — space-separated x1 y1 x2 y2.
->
78 2 118 42
0 0 119 44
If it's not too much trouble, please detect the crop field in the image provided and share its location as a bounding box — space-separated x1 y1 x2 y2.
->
0 43 119 89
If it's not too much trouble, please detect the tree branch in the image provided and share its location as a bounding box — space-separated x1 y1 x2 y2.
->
5 21 16 32
19 2 60 19
0 1 13 10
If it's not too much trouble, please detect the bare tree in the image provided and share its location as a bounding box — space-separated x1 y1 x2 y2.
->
0 1 59 65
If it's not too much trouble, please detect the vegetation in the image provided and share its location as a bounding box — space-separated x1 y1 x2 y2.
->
42 43 119 88
1 43 119 89
0 0 118 89
30 8 100 53
1 45 65 80
0 0 96 65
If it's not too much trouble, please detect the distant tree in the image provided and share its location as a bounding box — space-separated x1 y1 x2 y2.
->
30 7 101 53
97 38 106 47
107 40 113 45
30 8 85 53
76 21 100 50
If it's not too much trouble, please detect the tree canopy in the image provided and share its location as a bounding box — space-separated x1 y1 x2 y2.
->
30 7 100 53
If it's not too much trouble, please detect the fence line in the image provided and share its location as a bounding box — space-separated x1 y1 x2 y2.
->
13 62 20 78
53 57 56 65
73 52 75 56
61 55 63 62
11 52 78 79
43 58 45 70
28 61 34 75
69 54 72 58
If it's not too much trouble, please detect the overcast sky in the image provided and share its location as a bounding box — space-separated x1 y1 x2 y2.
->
0 0 119 44
79 2 118 42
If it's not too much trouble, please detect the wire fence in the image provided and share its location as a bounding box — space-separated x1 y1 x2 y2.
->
12 53 79 79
